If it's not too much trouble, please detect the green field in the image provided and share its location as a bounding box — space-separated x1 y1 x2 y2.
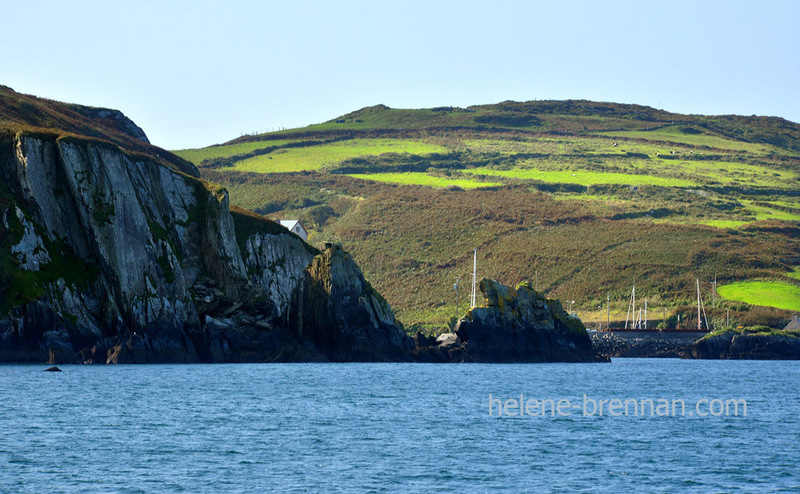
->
788 268 800 281
717 281 800 311
600 126 779 153
173 139 304 165
222 138 448 173
649 200 800 229
348 172 502 189
463 167 695 187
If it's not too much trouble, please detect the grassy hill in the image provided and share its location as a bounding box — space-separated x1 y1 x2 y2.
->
175 100 800 332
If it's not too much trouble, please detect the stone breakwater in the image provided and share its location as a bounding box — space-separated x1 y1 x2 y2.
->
592 330 800 360
591 333 694 359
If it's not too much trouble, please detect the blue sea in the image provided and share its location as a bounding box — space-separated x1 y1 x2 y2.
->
2 359 799 493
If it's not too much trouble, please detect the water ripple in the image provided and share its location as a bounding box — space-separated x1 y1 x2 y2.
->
0 360 798 492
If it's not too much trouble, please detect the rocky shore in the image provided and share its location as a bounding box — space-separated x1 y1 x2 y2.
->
690 329 800 360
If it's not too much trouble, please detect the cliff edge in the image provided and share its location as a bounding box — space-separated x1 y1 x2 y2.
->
0 88 412 363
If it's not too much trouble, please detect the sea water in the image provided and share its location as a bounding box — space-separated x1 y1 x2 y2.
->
1 359 799 492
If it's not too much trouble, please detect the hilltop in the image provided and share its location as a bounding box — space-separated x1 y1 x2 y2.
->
179 101 800 332
0 85 196 176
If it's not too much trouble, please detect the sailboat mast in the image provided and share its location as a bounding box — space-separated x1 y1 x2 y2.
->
471 249 477 308
644 299 648 330
697 278 701 331
625 281 635 329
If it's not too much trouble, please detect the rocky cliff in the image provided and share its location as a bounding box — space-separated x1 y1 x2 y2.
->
416 278 597 362
0 90 413 363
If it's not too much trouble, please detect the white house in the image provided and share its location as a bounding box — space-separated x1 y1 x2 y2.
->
279 220 308 242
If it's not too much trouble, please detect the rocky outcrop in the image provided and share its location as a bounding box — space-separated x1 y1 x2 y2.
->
75 107 150 144
416 279 597 362
0 127 411 363
290 244 414 361
690 330 800 360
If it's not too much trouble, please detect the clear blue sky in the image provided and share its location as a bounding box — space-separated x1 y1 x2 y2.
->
2 0 798 150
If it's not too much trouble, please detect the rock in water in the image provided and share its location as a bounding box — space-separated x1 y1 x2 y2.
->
43 366 62 372
418 279 596 362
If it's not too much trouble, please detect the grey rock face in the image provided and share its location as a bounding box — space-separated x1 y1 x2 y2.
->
11 207 50 271
243 232 316 318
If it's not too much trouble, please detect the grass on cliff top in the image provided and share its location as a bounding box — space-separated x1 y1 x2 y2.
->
221 139 448 173
700 325 800 340
717 280 800 312
230 206 319 256
347 172 502 189
0 86 197 176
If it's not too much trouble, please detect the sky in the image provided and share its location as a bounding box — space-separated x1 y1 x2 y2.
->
2 0 799 150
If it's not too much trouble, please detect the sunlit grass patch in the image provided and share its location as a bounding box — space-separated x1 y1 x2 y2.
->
551 193 629 203
672 160 797 188
767 199 800 209
698 219 754 229
741 200 800 222
463 167 695 187
717 280 800 311
600 126 777 153
173 139 303 165
787 268 800 281
347 172 502 189
225 139 449 173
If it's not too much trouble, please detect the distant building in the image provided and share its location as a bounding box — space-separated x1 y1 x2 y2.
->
785 314 800 330
279 220 308 242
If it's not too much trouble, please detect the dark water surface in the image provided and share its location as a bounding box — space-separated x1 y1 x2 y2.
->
2 359 799 492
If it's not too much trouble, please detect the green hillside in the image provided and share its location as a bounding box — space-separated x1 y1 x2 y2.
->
175 101 800 331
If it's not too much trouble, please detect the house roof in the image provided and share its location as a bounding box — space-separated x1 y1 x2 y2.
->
279 220 301 231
